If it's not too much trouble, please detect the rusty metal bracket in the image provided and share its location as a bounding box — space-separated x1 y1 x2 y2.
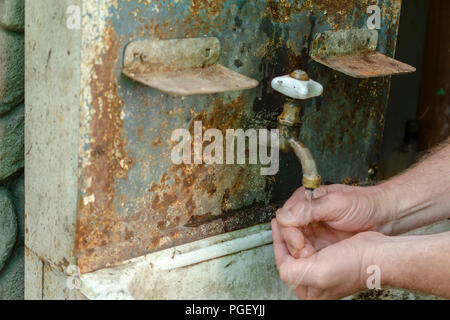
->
122 37 259 96
311 29 416 78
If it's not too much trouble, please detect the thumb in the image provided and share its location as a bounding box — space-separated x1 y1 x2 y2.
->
276 186 343 227
276 201 314 227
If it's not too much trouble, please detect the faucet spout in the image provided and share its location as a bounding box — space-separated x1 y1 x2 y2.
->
288 138 322 190
276 100 322 190
271 70 324 191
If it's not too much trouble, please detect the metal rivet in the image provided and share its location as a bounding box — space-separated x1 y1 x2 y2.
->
140 53 148 62
290 70 309 81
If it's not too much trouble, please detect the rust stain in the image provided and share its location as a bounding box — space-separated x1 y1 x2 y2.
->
314 53 415 78
183 0 227 36
76 90 268 273
152 136 163 148
342 177 360 186
310 0 370 17
188 0 225 17
76 26 134 270
139 95 249 231
263 0 298 23
137 127 144 142
77 201 280 273
314 67 388 158
262 0 373 25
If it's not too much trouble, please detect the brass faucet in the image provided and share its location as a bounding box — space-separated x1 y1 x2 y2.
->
271 70 323 191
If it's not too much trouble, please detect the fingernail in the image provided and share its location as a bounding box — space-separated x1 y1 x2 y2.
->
290 248 301 259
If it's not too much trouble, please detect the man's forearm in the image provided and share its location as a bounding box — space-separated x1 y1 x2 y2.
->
375 140 450 235
369 232 450 298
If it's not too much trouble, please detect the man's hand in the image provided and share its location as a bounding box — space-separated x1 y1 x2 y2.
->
272 219 385 299
272 141 450 299
272 218 450 299
275 184 388 258
273 184 388 299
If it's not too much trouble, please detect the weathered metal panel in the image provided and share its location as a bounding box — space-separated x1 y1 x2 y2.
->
76 0 403 273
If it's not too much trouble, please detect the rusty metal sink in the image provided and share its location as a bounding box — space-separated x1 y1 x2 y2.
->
80 223 298 300
79 220 449 300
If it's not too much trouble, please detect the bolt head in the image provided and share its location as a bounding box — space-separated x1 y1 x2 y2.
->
290 70 309 81
140 54 148 62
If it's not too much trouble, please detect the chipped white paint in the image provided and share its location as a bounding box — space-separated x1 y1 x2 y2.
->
82 194 95 206
154 228 273 270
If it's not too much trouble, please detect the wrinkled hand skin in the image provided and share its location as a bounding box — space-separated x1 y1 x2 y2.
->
273 184 387 300
272 219 385 300
273 142 450 300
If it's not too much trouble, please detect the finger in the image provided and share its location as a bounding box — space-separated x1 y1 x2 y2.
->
309 185 330 199
292 285 308 300
277 185 351 228
284 185 330 209
280 226 305 259
271 220 293 271
298 234 316 258
290 257 316 288
325 184 358 193
306 222 354 250
277 185 334 228
311 192 349 223
281 186 306 209
276 200 312 227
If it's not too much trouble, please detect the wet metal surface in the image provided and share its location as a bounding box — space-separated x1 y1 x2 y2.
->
76 0 403 273
311 29 416 78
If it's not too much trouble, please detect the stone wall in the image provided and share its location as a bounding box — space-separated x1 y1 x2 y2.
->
0 0 25 300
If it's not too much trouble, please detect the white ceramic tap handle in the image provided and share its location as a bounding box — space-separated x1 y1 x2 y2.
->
271 74 323 100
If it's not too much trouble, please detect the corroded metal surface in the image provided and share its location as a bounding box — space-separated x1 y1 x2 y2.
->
76 0 403 273
312 51 415 79
312 29 379 57
124 37 222 72
123 63 259 96
311 29 416 78
122 37 259 95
